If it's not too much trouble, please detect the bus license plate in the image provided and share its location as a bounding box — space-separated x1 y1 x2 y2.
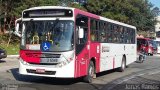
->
36 69 45 73
41 58 58 63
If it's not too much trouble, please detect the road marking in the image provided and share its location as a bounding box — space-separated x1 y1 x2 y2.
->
148 70 160 75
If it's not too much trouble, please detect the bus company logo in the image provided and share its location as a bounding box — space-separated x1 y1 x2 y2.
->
102 46 110 53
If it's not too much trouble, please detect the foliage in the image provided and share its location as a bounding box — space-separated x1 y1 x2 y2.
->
85 0 159 32
69 2 87 11
0 43 19 55
0 34 20 55
0 34 20 45
11 0 60 18
152 7 160 16
0 0 160 48
0 0 159 32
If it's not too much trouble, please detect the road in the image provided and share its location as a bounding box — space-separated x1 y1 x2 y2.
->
0 55 159 90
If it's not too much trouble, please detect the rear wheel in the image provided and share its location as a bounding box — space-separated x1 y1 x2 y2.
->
83 61 95 83
118 57 126 72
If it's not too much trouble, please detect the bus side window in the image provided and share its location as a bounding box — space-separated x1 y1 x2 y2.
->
131 29 136 44
100 22 108 42
91 33 95 41
90 19 98 42
119 26 123 43
107 23 112 43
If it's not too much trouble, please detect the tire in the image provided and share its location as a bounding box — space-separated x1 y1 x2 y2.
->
139 55 144 63
83 61 95 83
118 57 126 72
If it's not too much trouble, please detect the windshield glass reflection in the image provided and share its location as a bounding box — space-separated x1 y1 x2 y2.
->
21 20 74 51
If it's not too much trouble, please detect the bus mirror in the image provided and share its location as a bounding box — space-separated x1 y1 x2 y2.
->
14 18 22 37
78 27 84 38
15 23 19 32
15 23 21 37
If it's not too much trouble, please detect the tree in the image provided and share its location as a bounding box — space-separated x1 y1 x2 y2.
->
0 0 158 34
152 7 160 17
0 0 60 46
0 0 60 33
85 0 157 32
128 0 156 32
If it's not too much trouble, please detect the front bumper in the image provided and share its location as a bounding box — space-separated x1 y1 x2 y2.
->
19 60 75 78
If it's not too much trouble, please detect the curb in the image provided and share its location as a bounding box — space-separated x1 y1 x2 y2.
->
7 55 19 58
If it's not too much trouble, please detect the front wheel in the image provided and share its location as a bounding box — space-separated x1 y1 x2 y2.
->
83 61 95 83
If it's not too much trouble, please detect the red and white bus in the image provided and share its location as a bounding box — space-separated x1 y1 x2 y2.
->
15 6 136 83
137 38 157 55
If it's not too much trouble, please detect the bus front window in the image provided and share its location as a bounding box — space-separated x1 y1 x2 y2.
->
21 20 74 51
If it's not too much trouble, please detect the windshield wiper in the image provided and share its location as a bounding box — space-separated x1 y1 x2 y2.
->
49 18 59 32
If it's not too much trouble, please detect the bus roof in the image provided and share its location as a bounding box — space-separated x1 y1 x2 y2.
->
23 6 136 29
100 16 136 29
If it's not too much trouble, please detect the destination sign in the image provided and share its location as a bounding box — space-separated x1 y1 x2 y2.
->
23 9 73 18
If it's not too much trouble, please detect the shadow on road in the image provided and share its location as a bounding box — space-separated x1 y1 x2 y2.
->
10 68 119 85
96 69 117 77
10 68 84 85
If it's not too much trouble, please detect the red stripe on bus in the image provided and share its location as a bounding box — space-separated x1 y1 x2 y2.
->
20 50 41 64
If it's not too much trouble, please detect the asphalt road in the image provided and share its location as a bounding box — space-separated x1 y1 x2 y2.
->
0 55 159 90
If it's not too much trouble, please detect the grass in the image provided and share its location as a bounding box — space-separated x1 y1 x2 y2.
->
0 44 19 55
0 34 20 55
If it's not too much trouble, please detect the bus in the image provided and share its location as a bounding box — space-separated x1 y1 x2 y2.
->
137 38 157 56
15 6 137 83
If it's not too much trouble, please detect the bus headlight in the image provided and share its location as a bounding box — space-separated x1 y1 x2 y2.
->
57 54 74 68
19 58 29 65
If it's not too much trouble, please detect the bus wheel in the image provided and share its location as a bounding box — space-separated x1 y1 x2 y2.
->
84 61 95 83
118 57 126 72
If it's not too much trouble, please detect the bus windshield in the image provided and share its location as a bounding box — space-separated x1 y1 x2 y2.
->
21 20 74 51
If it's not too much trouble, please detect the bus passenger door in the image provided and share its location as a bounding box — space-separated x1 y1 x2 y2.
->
75 15 89 77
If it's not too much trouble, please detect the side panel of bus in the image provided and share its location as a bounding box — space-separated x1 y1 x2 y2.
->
74 9 100 77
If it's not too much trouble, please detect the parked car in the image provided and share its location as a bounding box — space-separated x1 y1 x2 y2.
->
0 48 7 59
